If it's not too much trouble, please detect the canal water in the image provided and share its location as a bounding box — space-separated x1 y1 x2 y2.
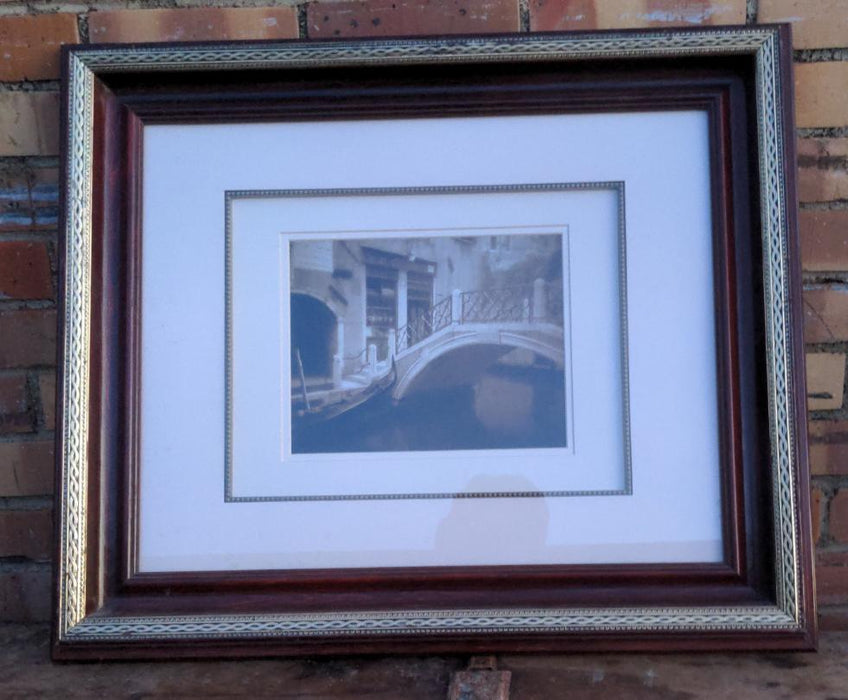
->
292 364 566 454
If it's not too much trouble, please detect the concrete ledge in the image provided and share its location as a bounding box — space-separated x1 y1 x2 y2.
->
5 624 846 697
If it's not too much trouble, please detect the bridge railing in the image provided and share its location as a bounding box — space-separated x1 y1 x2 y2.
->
396 280 563 355
461 285 531 324
396 295 452 354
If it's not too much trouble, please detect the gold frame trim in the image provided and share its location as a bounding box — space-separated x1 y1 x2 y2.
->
58 28 805 642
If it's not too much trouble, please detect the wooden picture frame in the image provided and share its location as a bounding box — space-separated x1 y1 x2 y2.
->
53 25 816 658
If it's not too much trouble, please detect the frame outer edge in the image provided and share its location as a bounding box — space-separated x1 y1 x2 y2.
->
754 28 805 626
57 50 94 639
54 28 813 647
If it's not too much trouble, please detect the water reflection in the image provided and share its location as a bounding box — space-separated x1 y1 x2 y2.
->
292 363 566 454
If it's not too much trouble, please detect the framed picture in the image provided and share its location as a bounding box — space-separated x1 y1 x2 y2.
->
54 26 816 658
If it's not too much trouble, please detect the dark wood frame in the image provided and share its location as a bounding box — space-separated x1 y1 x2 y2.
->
53 26 816 659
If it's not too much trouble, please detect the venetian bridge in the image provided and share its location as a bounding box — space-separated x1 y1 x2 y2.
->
292 279 564 420
389 280 564 400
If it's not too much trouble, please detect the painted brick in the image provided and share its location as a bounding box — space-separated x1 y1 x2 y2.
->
795 62 848 129
0 509 52 561
800 209 848 272
0 310 56 368
0 374 32 434
0 568 51 622
809 419 848 475
0 14 79 82
29 166 59 231
89 7 298 43
37 372 55 431
529 0 745 32
307 0 520 38
0 441 53 497
812 487 824 546
759 0 848 49
0 92 60 157
806 352 845 411
829 490 848 544
797 137 848 203
804 287 848 344
0 242 52 300
0 168 32 232
798 137 848 160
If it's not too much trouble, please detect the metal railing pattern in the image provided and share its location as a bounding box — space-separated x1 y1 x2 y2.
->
394 281 563 356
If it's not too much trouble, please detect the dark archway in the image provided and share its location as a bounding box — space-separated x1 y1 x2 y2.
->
290 294 337 379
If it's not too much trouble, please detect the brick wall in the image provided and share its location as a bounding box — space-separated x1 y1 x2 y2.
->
0 0 846 629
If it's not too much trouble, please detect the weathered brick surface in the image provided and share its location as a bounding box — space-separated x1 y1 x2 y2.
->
29 167 59 231
807 352 846 411
0 242 52 301
804 287 848 344
37 372 55 431
0 375 32 434
818 560 848 606
0 441 53 497
0 310 56 368
0 510 52 561
795 62 848 129
0 14 79 82
529 0 745 32
307 0 520 38
797 137 848 203
759 0 848 49
800 210 848 272
830 491 848 544
0 169 33 233
0 92 60 157
809 420 848 475
0 570 51 622
89 7 298 43
812 487 824 545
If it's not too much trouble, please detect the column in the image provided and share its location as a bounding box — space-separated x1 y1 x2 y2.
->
397 270 408 331
451 288 462 324
388 328 396 360
367 343 377 377
533 278 546 322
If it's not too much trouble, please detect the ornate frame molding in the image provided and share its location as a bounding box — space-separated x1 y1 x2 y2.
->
56 28 811 651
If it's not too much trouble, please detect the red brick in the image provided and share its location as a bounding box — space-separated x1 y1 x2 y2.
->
0 568 51 622
829 490 848 544
819 606 848 631
759 0 848 50
530 0 745 32
0 92 60 157
812 488 824 545
89 7 298 43
0 374 32 434
37 372 55 431
0 242 52 300
800 210 848 272
804 287 848 344
0 510 52 561
817 561 848 606
0 441 53 497
0 14 79 82
809 419 848 475
307 0 520 38
0 310 56 368
795 62 848 129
